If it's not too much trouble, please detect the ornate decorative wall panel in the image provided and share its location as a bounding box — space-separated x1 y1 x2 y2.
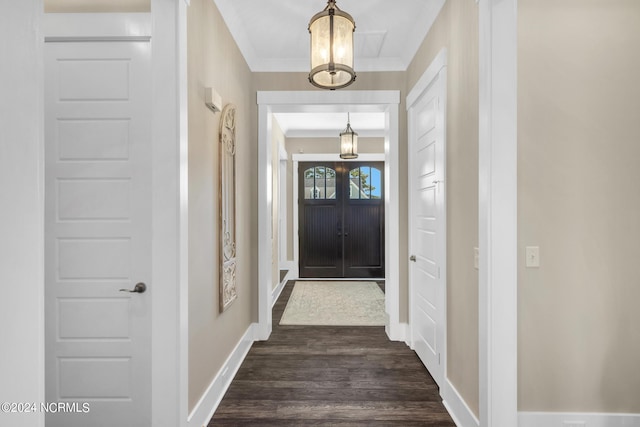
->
219 104 237 312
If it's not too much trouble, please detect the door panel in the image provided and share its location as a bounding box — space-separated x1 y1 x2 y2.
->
299 162 384 278
299 163 343 277
300 204 343 276
344 203 384 278
409 74 446 388
45 41 151 426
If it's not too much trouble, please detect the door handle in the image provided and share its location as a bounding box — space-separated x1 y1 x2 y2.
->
119 282 147 293
410 255 416 262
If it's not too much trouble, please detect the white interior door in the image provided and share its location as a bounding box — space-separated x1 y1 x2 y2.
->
408 69 446 387
45 39 152 426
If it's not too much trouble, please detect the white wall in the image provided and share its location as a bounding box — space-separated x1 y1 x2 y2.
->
0 2 45 427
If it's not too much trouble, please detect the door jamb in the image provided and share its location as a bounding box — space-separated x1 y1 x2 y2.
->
278 144 288 267
478 0 518 425
151 1 187 425
257 91 401 341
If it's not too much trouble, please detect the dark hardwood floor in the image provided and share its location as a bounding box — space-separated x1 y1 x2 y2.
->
209 281 456 426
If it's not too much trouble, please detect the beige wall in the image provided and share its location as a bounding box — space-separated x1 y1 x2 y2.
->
283 137 385 263
187 0 254 412
285 137 385 156
407 0 480 417
45 0 149 13
518 0 640 413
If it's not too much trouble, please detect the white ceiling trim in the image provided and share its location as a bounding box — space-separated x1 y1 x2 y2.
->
258 90 399 107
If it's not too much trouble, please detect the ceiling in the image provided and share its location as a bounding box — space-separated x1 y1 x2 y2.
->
213 0 445 72
273 112 386 138
213 0 445 137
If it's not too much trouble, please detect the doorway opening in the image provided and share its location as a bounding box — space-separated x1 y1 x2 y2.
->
257 90 401 341
299 161 385 279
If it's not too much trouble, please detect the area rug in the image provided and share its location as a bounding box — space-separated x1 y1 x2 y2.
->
279 281 386 326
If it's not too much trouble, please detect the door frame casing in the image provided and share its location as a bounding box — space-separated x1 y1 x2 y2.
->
292 153 386 280
478 0 518 425
257 91 401 341
1 2 46 426
278 144 288 266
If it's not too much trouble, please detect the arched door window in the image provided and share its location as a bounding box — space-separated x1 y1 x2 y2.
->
349 166 382 199
303 166 337 200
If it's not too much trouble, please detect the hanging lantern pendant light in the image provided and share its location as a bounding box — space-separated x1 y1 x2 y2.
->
340 113 358 159
308 0 356 90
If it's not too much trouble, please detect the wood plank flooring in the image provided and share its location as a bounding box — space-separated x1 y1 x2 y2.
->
209 281 455 426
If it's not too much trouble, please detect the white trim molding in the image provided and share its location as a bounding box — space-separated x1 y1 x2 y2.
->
442 380 480 427
177 1 190 426
0 2 45 426
279 260 298 281
478 0 518 426
257 91 402 342
271 264 293 308
187 324 257 427
518 412 640 427
150 1 185 426
44 13 151 41
257 102 274 340
406 48 448 108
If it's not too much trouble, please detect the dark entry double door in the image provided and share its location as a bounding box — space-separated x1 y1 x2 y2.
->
299 162 385 278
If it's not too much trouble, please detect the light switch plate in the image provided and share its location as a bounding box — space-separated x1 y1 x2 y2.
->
525 246 540 268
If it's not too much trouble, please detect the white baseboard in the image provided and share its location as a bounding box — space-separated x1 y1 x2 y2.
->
385 321 409 342
442 380 479 427
273 262 296 307
271 278 287 308
279 260 297 278
271 272 291 308
187 323 257 427
518 411 640 427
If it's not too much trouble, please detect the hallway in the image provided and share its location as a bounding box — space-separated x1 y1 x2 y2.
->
210 282 455 426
